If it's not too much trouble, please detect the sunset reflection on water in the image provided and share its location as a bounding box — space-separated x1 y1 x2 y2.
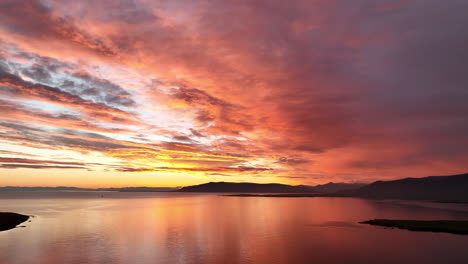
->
1 192 468 264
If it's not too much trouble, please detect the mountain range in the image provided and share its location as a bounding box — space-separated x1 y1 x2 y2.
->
2 173 468 202
340 173 468 202
176 182 365 193
178 173 468 202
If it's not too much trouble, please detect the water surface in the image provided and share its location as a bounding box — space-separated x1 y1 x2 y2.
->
1 192 468 264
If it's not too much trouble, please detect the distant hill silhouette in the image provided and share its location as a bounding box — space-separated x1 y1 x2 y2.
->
310 182 366 193
341 173 468 202
177 182 364 193
4 173 467 202
0 186 177 192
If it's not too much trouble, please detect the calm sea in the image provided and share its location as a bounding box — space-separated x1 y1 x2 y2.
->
1 192 468 264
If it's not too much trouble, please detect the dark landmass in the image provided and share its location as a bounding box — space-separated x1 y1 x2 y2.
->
0 186 177 192
178 182 314 193
360 219 468 235
341 173 468 202
0 186 87 192
308 182 366 193
0 212 30 232
313 182 367 193
177 182 364 193
435 200 468 204
220 173 468 203
223 194 330 197
3 173 468 203
103 187 177 192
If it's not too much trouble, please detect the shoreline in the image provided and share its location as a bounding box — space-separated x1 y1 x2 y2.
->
360 219 468 235
221 194 468 204
221 193 330 197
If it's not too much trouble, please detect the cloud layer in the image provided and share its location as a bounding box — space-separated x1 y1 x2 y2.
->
0 0 467 186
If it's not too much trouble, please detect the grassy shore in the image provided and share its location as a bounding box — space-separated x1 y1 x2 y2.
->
360 219 468 235
0 212 30 232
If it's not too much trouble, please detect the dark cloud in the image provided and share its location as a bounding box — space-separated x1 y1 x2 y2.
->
195 109 215 123
0 121 44 133
91 0 158 24
57 129 110 140
48 113 81 121
276 157 311 165
116 166 273 173
0 48 136 110
42 134 134 151
171 135 194 142
0 69 136 122
72 71 136 107
0 0 115 56
20 64 51 82
0 157 98 170
0 121 134 152
0 150 36 157
0 157 87 166
171 86 231 107
158 81 255 134
0 164 86 169
189 128 206 138
276 175 308 179
0 98 131 135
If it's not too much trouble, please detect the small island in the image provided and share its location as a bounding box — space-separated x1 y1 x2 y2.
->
0 212 30 232
360 219 468 235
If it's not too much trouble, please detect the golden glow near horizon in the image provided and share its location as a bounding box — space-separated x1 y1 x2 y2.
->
1 0 467 187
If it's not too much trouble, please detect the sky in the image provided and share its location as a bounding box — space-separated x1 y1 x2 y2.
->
0 0 467 187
